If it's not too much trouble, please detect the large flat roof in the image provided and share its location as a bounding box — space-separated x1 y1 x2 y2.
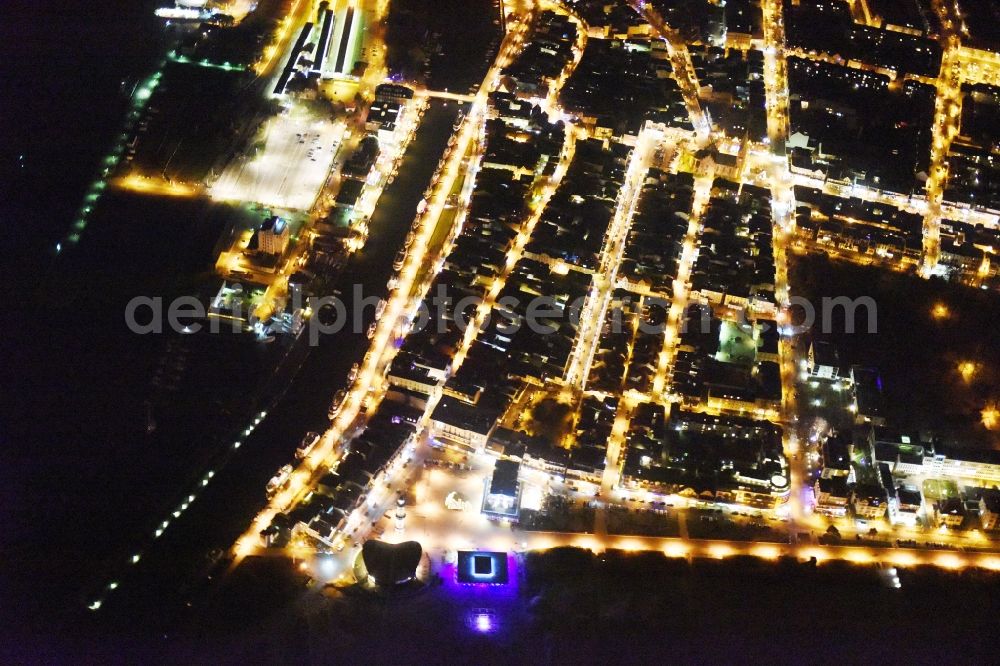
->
489 459 520 497
456 551 509 585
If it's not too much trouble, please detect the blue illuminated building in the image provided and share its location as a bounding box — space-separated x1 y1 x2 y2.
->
456 551 509 585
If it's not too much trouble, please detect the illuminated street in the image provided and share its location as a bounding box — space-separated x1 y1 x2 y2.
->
563 127 659 390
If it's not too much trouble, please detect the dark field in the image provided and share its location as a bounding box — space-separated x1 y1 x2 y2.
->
131 62 274 181
792 254 1000 449
385 0 502 92
27 548 1000 663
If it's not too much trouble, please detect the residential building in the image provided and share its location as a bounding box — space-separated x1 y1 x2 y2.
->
852 482 889 520
808 340 843 380
821 432 854 480
258 216 290 255
387 352 439 395
374 83 414 104
936 497 966 527
893 484 923 526
980 490 1000 531
482 459 521 518
429 397 498 451
814 475 850 516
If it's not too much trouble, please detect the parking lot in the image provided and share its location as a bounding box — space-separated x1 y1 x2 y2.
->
212 109 344 211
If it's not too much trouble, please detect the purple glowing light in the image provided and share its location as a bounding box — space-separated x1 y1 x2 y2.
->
475 613 492 633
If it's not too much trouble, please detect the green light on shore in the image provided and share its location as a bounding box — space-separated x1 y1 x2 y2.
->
168 51 245 72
